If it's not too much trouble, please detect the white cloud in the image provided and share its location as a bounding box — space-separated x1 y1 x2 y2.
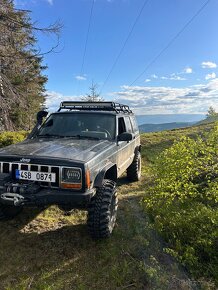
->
151 74 158 79
111 78 218 114
45 79 218 115
45 91 82 112
75 75 87 81
205 72 216 80
171 76 186 81
145 79 151 83
184 67 192 74
201 61 217 69
161 75 186 81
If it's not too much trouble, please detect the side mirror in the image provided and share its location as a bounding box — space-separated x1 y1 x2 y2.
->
37 110 48 125
27 110 48 139
117 132 133 142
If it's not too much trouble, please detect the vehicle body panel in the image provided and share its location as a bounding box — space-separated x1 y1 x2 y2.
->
0 138 114 163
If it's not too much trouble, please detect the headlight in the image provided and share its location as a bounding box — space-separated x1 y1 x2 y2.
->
61 167 82 189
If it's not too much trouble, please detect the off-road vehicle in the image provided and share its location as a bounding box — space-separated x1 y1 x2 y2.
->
0 101 141 238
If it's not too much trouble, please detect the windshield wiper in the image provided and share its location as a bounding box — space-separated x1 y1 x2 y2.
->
76 135 100 140
37 134 63 138
36 134 100 140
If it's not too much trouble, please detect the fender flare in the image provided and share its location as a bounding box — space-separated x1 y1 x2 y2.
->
134 145 141 154
94 162 117 188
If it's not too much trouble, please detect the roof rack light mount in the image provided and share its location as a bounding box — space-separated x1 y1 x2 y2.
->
58 101 132 114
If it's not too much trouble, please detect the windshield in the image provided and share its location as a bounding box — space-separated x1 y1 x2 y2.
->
36 113 116 140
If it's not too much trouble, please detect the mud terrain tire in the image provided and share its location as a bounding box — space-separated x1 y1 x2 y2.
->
127 151 141 182
87 179 118 239
0 204 22 220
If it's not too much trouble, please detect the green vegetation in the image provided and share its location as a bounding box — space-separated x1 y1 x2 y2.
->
0 123 217 289
140 122 214 164
0 131 27 148
142 123 218 285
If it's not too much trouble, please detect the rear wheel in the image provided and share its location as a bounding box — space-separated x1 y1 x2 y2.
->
127 151 141 182
0 204 22 220
87 179 118 239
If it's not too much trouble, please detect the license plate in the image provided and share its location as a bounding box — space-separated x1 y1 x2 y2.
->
16 170 56 182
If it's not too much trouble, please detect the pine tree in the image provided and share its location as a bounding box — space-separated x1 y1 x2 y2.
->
0 0 60 130
206 106 217 118
82 81 103 102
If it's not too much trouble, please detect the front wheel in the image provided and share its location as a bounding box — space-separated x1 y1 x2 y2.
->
127 151 141 182
0 204 23 220
87 179 118 239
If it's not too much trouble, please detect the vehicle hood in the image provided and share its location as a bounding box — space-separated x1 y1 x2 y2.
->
0 138 113 163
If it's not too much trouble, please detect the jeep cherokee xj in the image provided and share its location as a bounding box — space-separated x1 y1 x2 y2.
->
0 101 141 238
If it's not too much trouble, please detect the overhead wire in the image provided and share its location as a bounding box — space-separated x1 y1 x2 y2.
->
78 0 95 88
129 0 211 86
99 0 150 94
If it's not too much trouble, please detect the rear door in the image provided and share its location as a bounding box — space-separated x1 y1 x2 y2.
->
117 116 135 176
130 115 140 148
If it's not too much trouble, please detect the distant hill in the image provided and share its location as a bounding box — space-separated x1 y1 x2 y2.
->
139 122 195 133
196 114 218 125
136 114 204 125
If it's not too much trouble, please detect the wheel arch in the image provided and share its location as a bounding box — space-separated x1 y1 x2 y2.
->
93 162 117 188
135 144 141 154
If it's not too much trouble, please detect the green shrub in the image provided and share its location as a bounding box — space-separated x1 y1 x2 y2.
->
144 124 218 284
0 131 28 148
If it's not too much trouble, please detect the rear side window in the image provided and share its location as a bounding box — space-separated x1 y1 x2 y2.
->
130 116 139 133
124 117 133 133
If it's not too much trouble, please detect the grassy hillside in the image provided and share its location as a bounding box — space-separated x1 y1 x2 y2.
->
0 123 217 290
0 178 197 290
140 122 215 163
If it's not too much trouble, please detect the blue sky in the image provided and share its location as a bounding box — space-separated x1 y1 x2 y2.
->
14 0 218 115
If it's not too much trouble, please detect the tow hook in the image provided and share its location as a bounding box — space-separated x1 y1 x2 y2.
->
1 193 25 206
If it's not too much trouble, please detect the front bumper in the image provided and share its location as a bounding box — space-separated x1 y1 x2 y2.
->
0 187 94 208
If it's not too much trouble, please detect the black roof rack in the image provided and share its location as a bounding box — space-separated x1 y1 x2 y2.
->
58 101 132 114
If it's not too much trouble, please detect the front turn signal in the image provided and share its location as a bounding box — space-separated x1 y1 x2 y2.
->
86 169 91 189
61 183 82 189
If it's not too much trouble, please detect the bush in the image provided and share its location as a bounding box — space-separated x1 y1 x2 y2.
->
144 124 218 284
0 131 28 148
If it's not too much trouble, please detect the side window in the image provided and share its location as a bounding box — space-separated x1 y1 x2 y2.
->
124 117 133 133
130 116 139 133
118 117 126 135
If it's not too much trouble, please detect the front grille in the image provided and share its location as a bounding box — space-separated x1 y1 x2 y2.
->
0 162 60 188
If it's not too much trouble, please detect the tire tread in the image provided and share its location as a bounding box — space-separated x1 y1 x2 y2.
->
87 179 118 239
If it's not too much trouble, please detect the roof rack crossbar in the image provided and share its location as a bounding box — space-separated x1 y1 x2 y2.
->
58 101 132 114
